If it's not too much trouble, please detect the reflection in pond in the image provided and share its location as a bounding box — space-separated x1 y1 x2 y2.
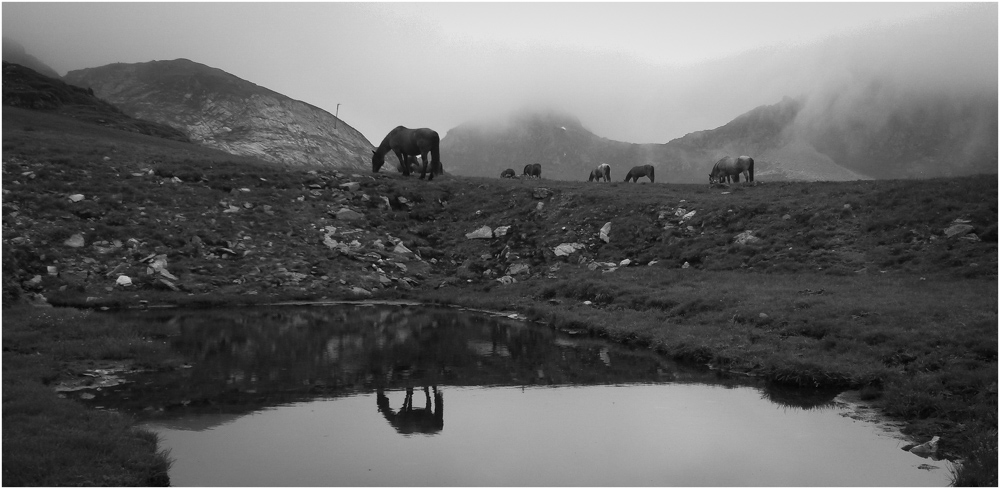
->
84 304 949 486
377 386 444 435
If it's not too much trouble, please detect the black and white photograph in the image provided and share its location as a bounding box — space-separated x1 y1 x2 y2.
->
2 2 996 486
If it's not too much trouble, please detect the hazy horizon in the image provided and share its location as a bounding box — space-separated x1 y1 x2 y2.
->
3 2 996 146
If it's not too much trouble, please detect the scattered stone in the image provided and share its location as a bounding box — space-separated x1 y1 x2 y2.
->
494 225 510 237
553 242 586 256
532 188 552 199
393 242 415 257
944 223 975 238
682 261 691 269
506 263 531 276
339 182 360 192
535 202 544 211
465 226 493 239
68 194 85 202
115 275 133 287
733 230 761 245
64 234 85 248
680 210 697 221
335 208 365 221
600 222 612 243
47 266 58 276
782 214 791 220
350 286 372 297
619 259 631 267
496 275 516 285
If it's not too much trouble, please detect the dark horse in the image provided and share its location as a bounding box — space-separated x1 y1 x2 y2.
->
589 163 611 182
372 126 442 180
500 168 516 178
709 156 754 184
523 163 541 178
624 164 654 183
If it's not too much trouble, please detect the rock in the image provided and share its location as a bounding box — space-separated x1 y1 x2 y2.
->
506 263 531 276
535 202 544 211
335 208 365 221
496 275 516 285
465 226 493 239
532 188 552 199
393 242 415 257
64 234 85 248
158 279 179 291
619 259 631 267
782 214 792 220
553 242 586 256
680 210 696 221
25 275 43 289
339 182 360 192
47 266 58 276
349 286 372 297
600 222 612 243
682 262 690 269
944 224 975 238
907 436 940 458
68 194 85 202
733 230 761 245
494 225 510 237
115 275 132 287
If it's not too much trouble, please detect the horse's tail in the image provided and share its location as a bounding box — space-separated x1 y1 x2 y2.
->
649 166 655 183
748 157 754 182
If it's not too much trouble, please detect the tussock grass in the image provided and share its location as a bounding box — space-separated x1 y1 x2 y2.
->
3 307 174 486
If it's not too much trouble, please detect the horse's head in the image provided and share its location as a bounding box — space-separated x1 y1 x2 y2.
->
709 173 717 184
372 150 385 173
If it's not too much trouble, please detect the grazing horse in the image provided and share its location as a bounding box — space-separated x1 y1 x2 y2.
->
376 386 444 436
709 156 754 184
372 126 442 180
500 168 516 178
624 164 655 183
589 163 611 182
523 163 541 178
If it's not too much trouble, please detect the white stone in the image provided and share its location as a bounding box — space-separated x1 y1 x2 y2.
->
600 222 612 243
465 226 493 239
115 275 132 287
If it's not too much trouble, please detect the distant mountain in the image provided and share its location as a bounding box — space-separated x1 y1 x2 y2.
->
2 61 189 142
442 90 997 182
2 37 60 79
64 59 372 171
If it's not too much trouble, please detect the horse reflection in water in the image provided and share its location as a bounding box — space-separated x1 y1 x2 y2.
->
377 386 444 435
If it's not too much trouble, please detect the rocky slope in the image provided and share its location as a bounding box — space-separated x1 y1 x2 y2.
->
64 59 373 171
2 37 60 79
2 62 189 142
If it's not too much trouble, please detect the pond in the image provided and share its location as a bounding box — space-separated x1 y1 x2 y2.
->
80 303 950 486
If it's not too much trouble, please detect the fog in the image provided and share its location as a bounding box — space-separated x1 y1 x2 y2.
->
2 3 995 146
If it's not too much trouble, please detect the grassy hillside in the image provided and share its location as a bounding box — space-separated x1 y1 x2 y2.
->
3 95 997 484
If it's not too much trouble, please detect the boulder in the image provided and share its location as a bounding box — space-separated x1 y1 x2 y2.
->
64 234 85 248
944 223 975 238
115 275 132 287
733 230 761 245
335 208 365 221
465 226 493 239
599 222 612 243
553 242 586 256
68 194 85 203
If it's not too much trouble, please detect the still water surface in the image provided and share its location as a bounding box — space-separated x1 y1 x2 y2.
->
89 303 949 486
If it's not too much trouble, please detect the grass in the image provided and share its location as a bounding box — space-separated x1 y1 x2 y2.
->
2 307 174 486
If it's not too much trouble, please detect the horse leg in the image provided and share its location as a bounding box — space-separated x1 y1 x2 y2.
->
418 151 431 180
394 150 409 176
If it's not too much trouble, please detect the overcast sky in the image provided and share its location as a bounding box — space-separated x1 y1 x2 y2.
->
3 2 996 145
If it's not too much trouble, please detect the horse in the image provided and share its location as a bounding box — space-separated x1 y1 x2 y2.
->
500 168 516 178
523 163 541 178
709 156 754 184
589 163 611 182
372 126 442 180
624 164 654 183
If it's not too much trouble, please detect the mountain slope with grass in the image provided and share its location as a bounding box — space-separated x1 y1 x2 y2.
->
63 58 373 171
442 91 997 183
3 62 997 485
